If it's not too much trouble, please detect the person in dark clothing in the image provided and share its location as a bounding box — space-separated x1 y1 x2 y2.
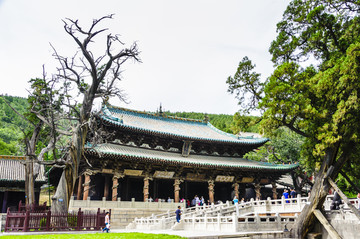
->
290 188 297 198
175 206 182 223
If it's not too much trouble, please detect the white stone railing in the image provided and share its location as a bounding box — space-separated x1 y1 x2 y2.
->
126 195 360 232
128 195 307 231
176 213 297 232
69 196 185 210
323 195 359 211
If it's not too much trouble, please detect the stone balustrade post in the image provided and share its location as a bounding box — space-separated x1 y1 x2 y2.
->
255 213 260 230
276 213 281 230
217 213 221 231
102 197 106 207
232 213 238 232
297 194 301 210
131 198 135 208
86 196 91 207
281 196 285 211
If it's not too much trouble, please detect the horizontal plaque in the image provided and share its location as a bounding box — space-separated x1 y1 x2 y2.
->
124 169 143 176
186 173 206 181
260 178 270 184
153 171 175 178
241 177 254 183
215 175 234 182
102 168 114 174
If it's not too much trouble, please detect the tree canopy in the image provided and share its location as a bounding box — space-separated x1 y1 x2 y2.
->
227 0 360 237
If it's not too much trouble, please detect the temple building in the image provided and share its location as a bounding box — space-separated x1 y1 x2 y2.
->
76 105 298 203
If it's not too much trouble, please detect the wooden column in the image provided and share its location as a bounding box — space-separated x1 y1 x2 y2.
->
143 177 150 202
271 181 278 199
208 179 215 203
104 175 110 200
232 182 239 198
174 179 183 203
76 175 83 200
112 175 119 201
83 173 91 200
254 182 261 200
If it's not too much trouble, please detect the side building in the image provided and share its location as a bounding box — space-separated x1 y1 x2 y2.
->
0 155 46 212
76 105 298 203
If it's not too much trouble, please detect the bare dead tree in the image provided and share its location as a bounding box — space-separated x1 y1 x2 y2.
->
30 15 141 214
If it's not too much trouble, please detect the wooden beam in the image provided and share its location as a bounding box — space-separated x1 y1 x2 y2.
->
328 178 360 221
313 209 341 239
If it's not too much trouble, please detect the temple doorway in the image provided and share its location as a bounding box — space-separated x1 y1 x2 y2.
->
214 182 232 202
153 179 173 201
185 181 208 202
121 177 144 201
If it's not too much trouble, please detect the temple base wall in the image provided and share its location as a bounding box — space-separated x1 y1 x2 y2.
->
69 196 185 228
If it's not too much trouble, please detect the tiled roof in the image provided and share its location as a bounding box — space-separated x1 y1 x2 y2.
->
0 156 46 183
85 143 298 172
100 105 269 145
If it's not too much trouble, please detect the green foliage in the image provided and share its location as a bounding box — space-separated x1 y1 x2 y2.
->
0 95 29 155
227 0 360 195
230 112 260 134
166 112 234 133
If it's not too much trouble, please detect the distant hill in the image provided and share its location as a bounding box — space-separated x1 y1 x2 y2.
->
166 111 234 133
0 95 29 155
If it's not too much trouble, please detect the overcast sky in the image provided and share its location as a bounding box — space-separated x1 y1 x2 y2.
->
0 0 288 115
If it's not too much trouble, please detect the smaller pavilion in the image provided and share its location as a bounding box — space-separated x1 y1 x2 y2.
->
0 155 46 212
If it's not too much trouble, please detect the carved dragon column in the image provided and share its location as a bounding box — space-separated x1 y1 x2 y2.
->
143 175 153 202
272 181 278 199
174 178 183 203
208 179 215 203
112 172 124 201
83 170 93 200
232 182 239 199
254 182 261 200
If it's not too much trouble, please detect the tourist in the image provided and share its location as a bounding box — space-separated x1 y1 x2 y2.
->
233 196 239 216
290 188 297 198
283 189 289 203
175 206 182 223
102 212 110 233
357 193 360 210
195 195 200 205
201 196 205 206
191 197 196 206
167 197 172 203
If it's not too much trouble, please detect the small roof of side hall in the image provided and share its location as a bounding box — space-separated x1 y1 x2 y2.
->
0 155 46 183
99 105 269 145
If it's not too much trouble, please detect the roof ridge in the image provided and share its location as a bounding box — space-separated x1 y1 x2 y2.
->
106 104 205 123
